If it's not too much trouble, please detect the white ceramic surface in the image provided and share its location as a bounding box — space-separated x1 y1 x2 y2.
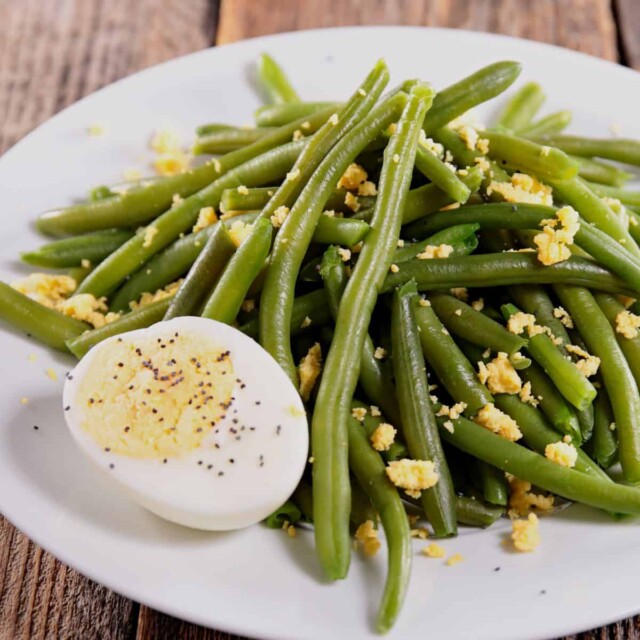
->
1 26 640 640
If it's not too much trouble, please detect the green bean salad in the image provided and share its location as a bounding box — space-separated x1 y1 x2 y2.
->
4 53 640 633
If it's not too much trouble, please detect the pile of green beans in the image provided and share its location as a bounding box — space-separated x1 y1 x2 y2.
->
5 52 640 635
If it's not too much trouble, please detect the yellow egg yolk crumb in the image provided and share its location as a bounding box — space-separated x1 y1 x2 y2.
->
533 206 580 266
566 344 601 377
487 172 553 206
228 221 254 247
12 274 77 308
351 407 367 422
473 404 522 441
57 294 119 329
355 519 381 556
446 553 464 566
75 331 235 459
511 513 540 552
553 306 574 329
545 441 578 468
507 477 554 519
477 352 522 395
385 459 439 499
192 207 218 233
416 244 454 260
616 310 640 339
344 192 360 212
370 423 397 452
298 343 322 402
519 381 539 407
422 543 446 558
270 206 290 229
338 163 368 191
129 280 183 311
142 226 159 248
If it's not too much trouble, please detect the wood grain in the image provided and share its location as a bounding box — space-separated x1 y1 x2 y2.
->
217 0 618 61
614 0 640 70
0 1 637 639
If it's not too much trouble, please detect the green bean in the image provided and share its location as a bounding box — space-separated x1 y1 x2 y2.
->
0 282 89 352
413 297 493 417
455 495 504 527
535 135 640 166
518 110 572 138
394 224 479 263
496 82 545 132
256 53 300 104
422 61 522 134
393 282 457 537
353 400 408 463
475 460 508 506
591 388 618 469
193 127 276 155
502 303 596 412
571 156 631 187
413 146 471 202
77 140 305 298
260 65 398 383
312 84 434 581
240 289 332 340
254 101 341 127
381 253 635 297
493 393 609 481
392 166 483 226
347 414 411 634
89 185 116 201
195 123 235 136
67 265 93 286
350 480 377 532
480 130 579 181
265 500 302 528
554 285 640 483
440 414 640 514
594 293 640 388
109 213 257 312
517 361 581 443
220 186 278 213
313 216 370 247
427 292 527 355
21 229 134 268
200 218 271 324
585 182 640 207
164 224 236 319
320 247 402 427
66 297 173 358
292 481 314 523
405 203 640 288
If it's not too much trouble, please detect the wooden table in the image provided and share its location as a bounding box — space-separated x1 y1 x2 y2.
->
1 0 640 637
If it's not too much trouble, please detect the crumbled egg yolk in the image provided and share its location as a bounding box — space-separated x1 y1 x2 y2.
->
355 520 381 556
457 125 478 151
487 172 553 206
473 403 522 441
337 248 351 262
477 352 522 395
471 298 484 311
553 306 574 329
519 381 539 407
57 294 119 329
228 221 254 247
370 406 381 417
416 244 454 260
338 163 368 191
373 347 387 360
192 207 218 233
566 344 601 377
298 343 322 402
351 407 367 422
358 181 377 196
410 527 429 539
511 513 540 552
12 274 77 308
419 131 444 157
545 441 578 468
344 192 360 212
154 151 190 176
74 331 235 458
446 553 464 567
533 206 580 266
270 206 290 229
450 287 468 301
616 310 640 339
370 423 396 452
150 129 181 154
422 543 446 558
385 459 439 499
142 226 159 248
435 402 467 420
129 280 183 311
507 477 554 519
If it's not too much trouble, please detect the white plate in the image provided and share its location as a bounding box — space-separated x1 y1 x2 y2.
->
1 26 640 640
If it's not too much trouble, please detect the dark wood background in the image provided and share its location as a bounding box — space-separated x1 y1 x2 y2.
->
1 0 639 638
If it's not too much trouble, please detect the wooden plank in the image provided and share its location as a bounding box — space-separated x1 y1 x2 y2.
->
216 0 618 61
614 0 640 70
136 607 234 640
0 1 217 638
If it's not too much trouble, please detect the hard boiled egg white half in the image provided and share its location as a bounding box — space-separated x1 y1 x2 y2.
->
63 316 309 531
